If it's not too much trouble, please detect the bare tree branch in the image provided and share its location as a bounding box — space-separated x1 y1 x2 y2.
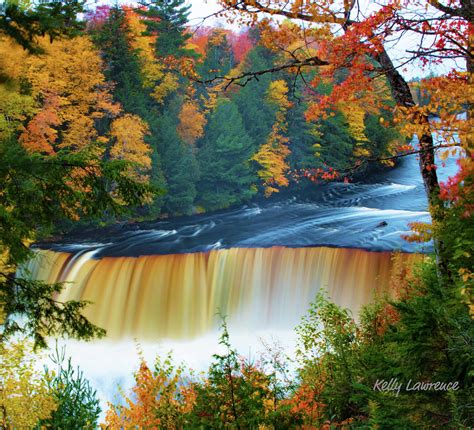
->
191 55 328 89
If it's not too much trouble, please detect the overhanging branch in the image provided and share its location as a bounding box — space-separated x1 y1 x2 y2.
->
340 143 457 176
221 0 346 24
191 55 329 89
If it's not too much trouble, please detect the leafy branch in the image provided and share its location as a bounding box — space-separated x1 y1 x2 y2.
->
1 272 105 349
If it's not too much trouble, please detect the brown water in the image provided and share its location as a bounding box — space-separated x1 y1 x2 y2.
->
25 247 418 340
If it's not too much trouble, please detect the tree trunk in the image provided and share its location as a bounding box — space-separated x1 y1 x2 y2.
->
467 13 473 155
376 48 450 279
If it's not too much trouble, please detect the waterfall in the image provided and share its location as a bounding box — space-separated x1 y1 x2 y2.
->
22 247 418 340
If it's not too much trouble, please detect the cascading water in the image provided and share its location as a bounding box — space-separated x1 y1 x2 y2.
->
23 247 419 339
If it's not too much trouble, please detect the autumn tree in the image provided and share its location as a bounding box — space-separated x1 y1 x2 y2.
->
252 79 292 196
110 114 152 180
190 27 211 57
14 35 120 154
0 340 56 428
0 29 154 195
0 24 153 345
217 0 473 276
229 30 253 64
125 6 180 105
177 100 206 145
104 353 194 428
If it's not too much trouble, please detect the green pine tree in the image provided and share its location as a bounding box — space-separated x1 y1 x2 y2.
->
197 99 257 211
138 1 199 216
139 0 193 59
196 29 235 102
0 0 84 53
198 29 234 81
159 108 198 215
92 7 148 115
0 140 151 347
232 46 278 152
364 112 400 161
286 92 320 172
313 112 355 172
187 318 269 428
39 348 101 429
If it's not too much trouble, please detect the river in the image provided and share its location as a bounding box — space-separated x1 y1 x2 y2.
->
39 151 435 256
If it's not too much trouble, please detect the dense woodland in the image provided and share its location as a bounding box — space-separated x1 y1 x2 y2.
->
1 1 402 219
0 0 473 428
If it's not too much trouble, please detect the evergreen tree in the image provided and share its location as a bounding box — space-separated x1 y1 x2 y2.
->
137 0 200 216
39 349 101 429
287 94 319 172
159 108 198 215
364 112 400 161
139 0 193 59
196 29 235 102
232 46 278 152
0 0 84 53
93 7 148 115
313 112 355 172
197 99 256 210
0 140 151 347
188 318 269 428
197 29 234 81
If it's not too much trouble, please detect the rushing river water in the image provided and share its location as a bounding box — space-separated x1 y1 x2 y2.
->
40 152 438 256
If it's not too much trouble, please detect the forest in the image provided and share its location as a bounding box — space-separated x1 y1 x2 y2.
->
2 1 402 221
0 0 473 428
